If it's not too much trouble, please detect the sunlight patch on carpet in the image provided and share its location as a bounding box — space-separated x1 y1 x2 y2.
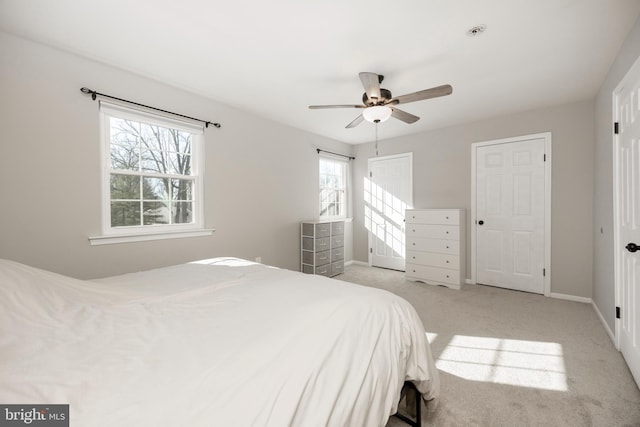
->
436 335 567 391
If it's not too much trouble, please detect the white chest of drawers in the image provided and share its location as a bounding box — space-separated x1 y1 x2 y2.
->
300 220 345 277
405 209 465 290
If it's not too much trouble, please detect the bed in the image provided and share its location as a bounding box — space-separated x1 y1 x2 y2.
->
0 257 439 426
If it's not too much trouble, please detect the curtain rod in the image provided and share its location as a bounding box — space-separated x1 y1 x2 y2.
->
80 87 221 129
316 148 355 160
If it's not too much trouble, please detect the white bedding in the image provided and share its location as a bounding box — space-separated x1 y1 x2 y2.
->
0 257 439 426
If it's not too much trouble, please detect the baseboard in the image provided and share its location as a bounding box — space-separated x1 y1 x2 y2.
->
592 300 617 346
549 292 593 304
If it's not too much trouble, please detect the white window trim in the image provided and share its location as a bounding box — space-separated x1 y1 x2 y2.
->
319 154 350 220
89 100 210 245
89 229 214 246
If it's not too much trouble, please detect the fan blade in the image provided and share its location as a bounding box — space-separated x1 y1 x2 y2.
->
387 84 453 105
359 72 381 101
309 104 365 109
391 107 420 124
346 114 364 128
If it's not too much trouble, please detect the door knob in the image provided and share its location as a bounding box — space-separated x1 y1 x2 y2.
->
626 243 640 253
478 220 484 225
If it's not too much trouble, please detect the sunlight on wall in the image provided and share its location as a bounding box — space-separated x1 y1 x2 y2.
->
364 177 408 257
436 335 567 392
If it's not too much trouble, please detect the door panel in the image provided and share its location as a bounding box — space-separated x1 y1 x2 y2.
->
366 154 412 271
614 59 640 387
476 138 545 294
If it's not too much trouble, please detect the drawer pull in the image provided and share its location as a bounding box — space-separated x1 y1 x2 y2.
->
446 260 449 263
413 243 416 246
446 275 450 278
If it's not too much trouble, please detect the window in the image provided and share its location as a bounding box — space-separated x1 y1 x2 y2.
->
96 102 207 241
319 157 348 219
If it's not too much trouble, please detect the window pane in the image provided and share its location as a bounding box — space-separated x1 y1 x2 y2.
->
140 150 191 175
110 174 140 199
143 177 169 200
172 202 193 224
143 201 169 225
172 179 193 201
111 201 140 227
170 153 191 176
169 129 192 154
110 118 138 148
140 123 168 151
110 143 139 171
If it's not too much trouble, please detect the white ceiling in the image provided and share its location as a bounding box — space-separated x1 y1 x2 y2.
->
1 0 639 144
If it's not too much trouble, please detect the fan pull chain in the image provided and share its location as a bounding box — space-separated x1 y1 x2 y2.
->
375 123 379 156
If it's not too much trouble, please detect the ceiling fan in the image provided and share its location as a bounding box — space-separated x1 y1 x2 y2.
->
309 72 453 128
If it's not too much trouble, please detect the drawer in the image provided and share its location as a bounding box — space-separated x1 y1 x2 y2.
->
405 263 460 286
406 250 459 270
302 250 330 266
331 221 344 235
406 224 459 240
315 222 331 237
331 246 344 262
330 260 344 276
315 264 331 276
406 237 459 254
316 250 331 266
331 234 344 248
302 222 331 238
406 209 460 225
302 236 330 251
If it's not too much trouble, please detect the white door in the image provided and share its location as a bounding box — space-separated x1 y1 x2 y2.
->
614 56 640 387
366 153 412 271
474 136 547 294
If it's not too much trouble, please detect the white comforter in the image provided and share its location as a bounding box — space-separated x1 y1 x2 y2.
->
0 258 439 426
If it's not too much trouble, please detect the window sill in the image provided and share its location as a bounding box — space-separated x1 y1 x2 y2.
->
89 229 215 246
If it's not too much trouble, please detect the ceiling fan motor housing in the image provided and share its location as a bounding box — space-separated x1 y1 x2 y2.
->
363 88 392 106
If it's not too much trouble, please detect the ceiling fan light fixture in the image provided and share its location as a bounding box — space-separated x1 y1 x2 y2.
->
363 105 392 123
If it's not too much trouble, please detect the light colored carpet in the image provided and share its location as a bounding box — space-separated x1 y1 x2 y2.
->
336 264 640 427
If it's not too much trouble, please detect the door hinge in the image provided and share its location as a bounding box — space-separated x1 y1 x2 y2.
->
616 306 621 319
614 122 620 135
370 248 373 253
543 268 546 277
369 171 372 178
543 154 546 162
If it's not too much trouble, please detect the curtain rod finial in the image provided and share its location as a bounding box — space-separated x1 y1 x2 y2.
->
80 87 97 100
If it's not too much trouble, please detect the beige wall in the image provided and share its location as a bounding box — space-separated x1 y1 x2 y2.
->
593 17 640 332
352 100 595 298
0 32 352 279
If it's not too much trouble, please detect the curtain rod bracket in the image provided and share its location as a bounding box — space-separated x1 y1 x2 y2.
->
80 87 221 129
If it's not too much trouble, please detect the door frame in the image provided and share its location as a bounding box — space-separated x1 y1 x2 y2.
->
367 152 413 268
470 132 552 296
